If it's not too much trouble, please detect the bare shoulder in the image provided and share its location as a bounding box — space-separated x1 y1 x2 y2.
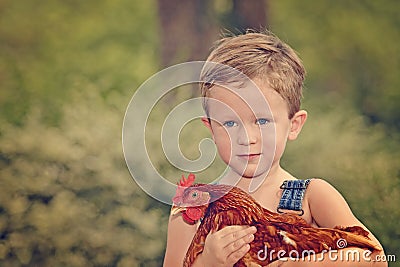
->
306 178 361 228
307 178 343 198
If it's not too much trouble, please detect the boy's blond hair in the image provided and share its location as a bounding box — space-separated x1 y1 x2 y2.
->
201 31 305 119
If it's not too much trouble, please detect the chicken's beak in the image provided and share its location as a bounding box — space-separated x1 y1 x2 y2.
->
171 206 186 216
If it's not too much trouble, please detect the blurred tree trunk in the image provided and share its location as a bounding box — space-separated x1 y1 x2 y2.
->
157 0 268 67
230 0 268 30
157 0 217 67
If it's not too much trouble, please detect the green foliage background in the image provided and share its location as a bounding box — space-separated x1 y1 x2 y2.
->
0 0 398 266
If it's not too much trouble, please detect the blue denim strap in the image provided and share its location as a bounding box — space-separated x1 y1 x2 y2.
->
277 179 311 216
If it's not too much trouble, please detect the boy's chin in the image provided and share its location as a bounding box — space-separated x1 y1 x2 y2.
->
233 167 270 179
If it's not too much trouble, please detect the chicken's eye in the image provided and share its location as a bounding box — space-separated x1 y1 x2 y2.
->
191 191 199 198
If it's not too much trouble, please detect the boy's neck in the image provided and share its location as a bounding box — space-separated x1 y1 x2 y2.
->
222 163 295 193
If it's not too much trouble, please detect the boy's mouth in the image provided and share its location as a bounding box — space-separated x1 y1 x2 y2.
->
237 153 261 161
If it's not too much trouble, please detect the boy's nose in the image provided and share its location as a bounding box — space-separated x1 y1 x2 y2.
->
237 125 258 145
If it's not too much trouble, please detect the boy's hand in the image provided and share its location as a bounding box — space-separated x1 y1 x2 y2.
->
198 225 257 267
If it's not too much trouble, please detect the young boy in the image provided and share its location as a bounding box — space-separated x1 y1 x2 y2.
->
163 31 386 266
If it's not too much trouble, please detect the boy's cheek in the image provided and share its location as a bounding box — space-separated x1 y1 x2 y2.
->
213 127 231 142
215 145 232 165
213 131 233 158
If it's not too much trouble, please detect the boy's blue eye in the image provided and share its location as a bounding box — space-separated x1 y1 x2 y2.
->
256 118 270 125
223 121 237 127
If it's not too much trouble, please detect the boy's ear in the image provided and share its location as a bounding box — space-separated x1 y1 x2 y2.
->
288 110 307 141
201 117 215 139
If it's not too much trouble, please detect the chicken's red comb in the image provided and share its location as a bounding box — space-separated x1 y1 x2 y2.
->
178 173 195 187
172 173 196 205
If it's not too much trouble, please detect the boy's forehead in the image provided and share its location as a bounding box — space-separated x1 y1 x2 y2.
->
206 81 282 115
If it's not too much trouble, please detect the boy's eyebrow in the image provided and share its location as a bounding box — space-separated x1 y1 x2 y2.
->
208 113 239 122
253 111 273 118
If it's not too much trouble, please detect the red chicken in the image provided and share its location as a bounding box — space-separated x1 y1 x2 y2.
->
172 174 380 267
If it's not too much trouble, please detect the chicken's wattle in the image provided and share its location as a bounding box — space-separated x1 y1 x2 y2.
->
182 207 203 224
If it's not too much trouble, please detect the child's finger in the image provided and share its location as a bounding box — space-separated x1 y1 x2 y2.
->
226 243 251 265
211 225 256 253
225 231 255 253
218 225 249 235
220 225 257 244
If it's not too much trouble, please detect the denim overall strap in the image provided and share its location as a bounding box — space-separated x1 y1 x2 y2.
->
277 179 311 216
